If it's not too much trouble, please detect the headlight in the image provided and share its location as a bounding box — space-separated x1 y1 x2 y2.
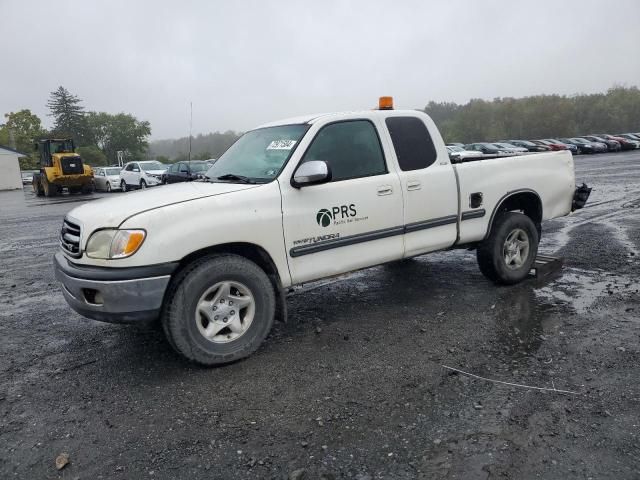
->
86 229 146 259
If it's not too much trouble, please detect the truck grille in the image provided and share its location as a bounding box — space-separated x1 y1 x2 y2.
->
61 156 84 175
60 218 82 258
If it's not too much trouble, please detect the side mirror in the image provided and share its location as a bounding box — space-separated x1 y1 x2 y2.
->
291 160 332 188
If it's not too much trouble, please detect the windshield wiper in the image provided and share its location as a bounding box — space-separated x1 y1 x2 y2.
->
214 173 257 184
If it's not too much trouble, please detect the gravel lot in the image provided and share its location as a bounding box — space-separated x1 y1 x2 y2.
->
1 152 639 479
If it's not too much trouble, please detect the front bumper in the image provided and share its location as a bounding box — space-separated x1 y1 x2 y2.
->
53 251 178 323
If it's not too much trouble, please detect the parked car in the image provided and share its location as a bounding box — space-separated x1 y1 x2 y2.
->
506 140 550 152
21 171 35 185
560 138 607 154
541 139 578 154
580 135 621 152
205 158 218 168
160 163 174 182
54 101 589 365
532 140 569 152
600 134 640 150
163 160 210 184
93 166 123 192
596 134 640 150
446 145 483 161
119 161 167 191
465 142 504 154
446 143 465 148
491 143 528 154
616 133 640 142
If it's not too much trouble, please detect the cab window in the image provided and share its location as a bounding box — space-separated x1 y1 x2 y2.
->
301 120 386 182
385 116 437 171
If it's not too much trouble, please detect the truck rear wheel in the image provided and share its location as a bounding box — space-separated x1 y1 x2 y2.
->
161 254 276 365
477 212 538 285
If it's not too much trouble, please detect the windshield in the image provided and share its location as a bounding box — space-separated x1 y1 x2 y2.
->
105 167 121 175
572 138 588 144
49 140 74 154
140 161 165 171
206 124 309 182
518 140 535 146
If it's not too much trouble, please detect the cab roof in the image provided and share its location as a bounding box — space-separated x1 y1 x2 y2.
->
255 109 425 129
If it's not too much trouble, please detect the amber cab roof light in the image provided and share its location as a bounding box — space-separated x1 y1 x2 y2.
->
378 96 394 110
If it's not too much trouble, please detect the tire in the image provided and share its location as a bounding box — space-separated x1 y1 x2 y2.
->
121 180 128 192
140 180 147 189
162 254 276 366
81 183 93 194
106 183 112 193
477 212 539 285
32 176 44 196
42 176 58 197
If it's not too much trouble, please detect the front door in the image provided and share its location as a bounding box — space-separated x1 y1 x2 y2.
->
383 115 458 257
280 119 404 284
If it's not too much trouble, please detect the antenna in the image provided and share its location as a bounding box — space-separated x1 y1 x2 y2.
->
188 101 193 168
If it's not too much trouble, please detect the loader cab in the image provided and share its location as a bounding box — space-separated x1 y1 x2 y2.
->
35 139 76 167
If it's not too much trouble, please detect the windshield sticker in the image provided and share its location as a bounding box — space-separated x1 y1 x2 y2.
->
266 139 297 150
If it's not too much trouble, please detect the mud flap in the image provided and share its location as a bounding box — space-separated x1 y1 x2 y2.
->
572 183 591 211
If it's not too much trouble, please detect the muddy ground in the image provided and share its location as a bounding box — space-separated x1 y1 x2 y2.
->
1 152 639 479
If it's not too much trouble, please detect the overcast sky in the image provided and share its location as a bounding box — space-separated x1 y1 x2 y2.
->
2 0 639 139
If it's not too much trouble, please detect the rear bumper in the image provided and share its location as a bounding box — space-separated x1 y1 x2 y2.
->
53 251 178 323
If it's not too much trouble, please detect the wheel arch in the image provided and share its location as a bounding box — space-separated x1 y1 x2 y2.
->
484 189 543 240
171 242 288 322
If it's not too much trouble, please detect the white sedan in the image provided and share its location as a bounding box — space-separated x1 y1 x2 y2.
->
93 167 123 192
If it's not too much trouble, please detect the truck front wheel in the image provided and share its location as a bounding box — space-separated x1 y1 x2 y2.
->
477 212 539 285
161 254 276 365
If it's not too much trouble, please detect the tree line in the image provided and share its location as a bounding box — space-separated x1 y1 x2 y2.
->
149 131 241 164
0 86 151 169
3 85 638 170
425 85 640 144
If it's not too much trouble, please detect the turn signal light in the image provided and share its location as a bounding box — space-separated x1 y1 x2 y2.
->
378 96 394 110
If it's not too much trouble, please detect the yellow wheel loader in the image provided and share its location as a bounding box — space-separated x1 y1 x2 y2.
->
32 139 94 197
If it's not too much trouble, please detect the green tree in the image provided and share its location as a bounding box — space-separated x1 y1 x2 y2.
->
77 145 108 167
47 86 88 142
0 109 46 153
85 111 151 163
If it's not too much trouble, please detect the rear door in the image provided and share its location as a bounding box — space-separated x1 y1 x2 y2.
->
383 115 458 257
280 118 404 284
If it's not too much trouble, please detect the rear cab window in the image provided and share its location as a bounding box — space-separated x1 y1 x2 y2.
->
385 116 438 171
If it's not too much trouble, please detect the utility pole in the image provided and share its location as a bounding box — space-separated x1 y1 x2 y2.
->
188 102 193 169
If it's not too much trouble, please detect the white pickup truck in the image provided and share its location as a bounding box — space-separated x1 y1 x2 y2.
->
54 99 589 365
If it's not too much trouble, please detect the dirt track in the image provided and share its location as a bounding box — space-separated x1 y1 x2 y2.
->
1 152 639 479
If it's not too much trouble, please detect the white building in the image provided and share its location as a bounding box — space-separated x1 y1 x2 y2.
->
0 145 25 190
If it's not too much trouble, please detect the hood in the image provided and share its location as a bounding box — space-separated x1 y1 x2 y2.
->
66 181 259 235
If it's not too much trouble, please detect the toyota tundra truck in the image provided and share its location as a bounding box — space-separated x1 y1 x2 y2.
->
54 98 589 365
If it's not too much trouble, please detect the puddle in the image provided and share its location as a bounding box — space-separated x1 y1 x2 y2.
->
535 268 640 314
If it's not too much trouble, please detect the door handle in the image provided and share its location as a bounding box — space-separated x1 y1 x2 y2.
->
407 181 421 191
377 185 393 196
